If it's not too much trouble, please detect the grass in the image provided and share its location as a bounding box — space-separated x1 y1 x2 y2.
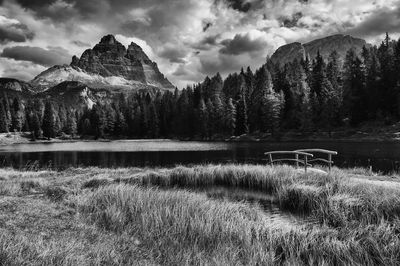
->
0 165 400 265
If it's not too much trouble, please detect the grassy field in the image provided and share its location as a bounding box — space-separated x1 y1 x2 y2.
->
1 165 400 265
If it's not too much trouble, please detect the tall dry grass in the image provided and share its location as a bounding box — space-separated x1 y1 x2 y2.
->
77 183 400 265
1 165 400 265
113 164 400 226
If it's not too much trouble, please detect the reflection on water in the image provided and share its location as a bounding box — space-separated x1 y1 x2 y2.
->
0 140 400 173
204 187 318 227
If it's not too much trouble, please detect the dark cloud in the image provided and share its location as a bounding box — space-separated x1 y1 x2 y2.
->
0 20 34 44
345 4 400 38
203 21 213 32
1 46 72 66
281 12 303 28
159 46 188 63
71 40 90 47
14 0 55 9
192 34 221 51
225 0 251 12
220 33 267 55
199 53 247 76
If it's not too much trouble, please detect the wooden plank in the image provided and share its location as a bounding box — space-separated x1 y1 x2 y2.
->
264 151 314 157
295 149 338 155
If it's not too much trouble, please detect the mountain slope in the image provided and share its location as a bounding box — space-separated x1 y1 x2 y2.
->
31 65 144 90
0 78 35 96
270 34 369 66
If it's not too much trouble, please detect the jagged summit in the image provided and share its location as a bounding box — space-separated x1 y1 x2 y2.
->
33 34 174 90
99 34 118 45
69 34 174 89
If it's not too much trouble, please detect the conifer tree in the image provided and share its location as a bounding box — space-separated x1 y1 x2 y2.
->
225 98 236 136
42 101 56 139
0 101 8 133
235 90 249 136
66 111 77 136
197 98 208 138
343 49 367 125
30 112 41 139
148 103 159 138
11 97 23 132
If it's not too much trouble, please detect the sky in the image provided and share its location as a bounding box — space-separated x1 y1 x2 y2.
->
0 0 399 88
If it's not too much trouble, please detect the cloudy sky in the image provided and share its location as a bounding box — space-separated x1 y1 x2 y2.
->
0 0 399 88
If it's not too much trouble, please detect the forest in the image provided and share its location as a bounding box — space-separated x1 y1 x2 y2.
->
0 33 400 140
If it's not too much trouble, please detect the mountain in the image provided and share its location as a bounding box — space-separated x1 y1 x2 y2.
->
270 34 369 67
0 78 36 96
32 35 175 91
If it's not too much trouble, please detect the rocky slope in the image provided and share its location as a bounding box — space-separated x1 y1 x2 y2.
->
0 78 36 96
31 64 143 91
32 35 175 91
270 34 368 66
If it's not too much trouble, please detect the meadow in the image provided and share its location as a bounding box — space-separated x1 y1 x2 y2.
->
1 164 400 265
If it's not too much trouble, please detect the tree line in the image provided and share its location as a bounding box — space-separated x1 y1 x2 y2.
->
1 33 400 140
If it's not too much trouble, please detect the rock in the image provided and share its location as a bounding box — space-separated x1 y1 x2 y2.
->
0 78 36 95
70 34 174 89
31 34 175 91
270 34 368 67
270 42 305 67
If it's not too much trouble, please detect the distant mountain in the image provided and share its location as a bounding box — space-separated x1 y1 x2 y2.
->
0 78 36 96
31 34 175 91
270 34 369 67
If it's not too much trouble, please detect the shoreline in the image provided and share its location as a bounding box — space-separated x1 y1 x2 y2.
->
1 134 400 146
2 138 400 146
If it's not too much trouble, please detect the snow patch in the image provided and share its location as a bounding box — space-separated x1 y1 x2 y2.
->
31 65 143 88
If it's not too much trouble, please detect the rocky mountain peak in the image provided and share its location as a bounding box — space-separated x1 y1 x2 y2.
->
99 34 118 45
65 34 174 89
127 42 150 61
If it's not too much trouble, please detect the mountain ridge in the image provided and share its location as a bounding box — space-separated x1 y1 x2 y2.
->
270 34 369 66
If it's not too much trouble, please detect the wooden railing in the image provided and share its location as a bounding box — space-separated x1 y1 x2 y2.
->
295 149 338 172
264 149 338 173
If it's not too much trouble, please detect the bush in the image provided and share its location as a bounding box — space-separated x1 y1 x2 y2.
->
82 178 113 189
45 186 69 201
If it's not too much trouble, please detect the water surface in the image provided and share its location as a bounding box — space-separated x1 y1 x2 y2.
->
0 140 399 173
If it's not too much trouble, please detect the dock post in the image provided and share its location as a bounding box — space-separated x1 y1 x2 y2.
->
295 154 299 169
269 154 273 166
328 154 332 172
304 155 308 173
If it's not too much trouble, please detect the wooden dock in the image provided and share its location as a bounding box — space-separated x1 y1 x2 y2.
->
264 149 338 173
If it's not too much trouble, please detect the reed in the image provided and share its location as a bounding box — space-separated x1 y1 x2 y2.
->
1 165 400 265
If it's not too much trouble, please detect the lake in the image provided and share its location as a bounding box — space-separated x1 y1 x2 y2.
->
0 140 400 173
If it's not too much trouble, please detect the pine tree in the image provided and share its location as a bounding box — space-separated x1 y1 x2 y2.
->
82 118 92 136
2 94 11 132
235 90 249 136
66 111 77 136
30 112 41 140
225 98 236 136
90 105 105 138
212 96 224 134
197 98 209 138
343 49 367 125
114 111 127 136
0 101 8 133
206 98 214 137
249 65 273 132
42 101 56 139
148 103 159 138
11 97 23 132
